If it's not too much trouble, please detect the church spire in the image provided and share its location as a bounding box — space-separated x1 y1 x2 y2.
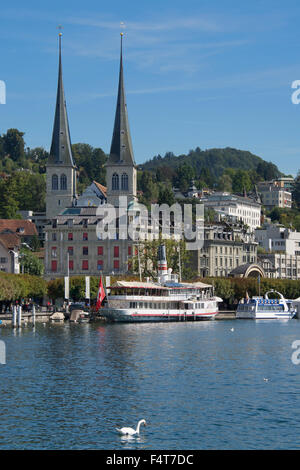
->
108 33 136 166
48 31 75 167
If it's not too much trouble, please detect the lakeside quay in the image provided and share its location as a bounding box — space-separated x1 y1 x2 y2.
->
0 309 237 326
0 310 52 326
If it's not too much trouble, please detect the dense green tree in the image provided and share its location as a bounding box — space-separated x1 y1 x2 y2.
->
292 171 300 209
142 146 282 183
2 129 25 164
0 176 20 218
20 248 44 276
217 173 232 192
130 239 195 280
231 169 253 194
256 161 281 181
72 143 107 193
158 186 175 206
138 171 159 203
175 163 196 192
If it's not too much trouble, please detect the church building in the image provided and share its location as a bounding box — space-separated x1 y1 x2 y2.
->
44 33 138 279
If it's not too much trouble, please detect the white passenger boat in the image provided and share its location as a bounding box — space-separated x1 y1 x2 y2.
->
236 290 296 319
100 245 222 323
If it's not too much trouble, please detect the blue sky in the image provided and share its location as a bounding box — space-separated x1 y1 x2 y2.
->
1 0 300 175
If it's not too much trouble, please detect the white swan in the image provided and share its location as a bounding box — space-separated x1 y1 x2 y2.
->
116 419 147 436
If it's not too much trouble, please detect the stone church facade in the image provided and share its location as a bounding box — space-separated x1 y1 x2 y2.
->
44 33 138 279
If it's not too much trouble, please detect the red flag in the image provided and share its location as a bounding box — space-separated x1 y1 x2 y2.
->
96 276 106 310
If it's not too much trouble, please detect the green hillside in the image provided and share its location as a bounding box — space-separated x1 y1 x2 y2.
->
141 147 282 181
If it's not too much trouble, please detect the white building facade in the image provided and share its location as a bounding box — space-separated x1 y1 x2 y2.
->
202 193 261 232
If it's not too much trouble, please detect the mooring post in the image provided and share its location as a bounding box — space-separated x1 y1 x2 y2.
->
12 305 17 328
32 304 36 327
17 305 22 328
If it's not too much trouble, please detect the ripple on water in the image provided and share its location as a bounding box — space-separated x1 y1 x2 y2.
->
1 320 300 449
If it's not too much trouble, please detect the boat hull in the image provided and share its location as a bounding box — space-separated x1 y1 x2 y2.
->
236 311 296 320
100 308 218 323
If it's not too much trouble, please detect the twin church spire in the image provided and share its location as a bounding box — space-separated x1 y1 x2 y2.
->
47 31 137 218
108 33 136 166
48 32 75 167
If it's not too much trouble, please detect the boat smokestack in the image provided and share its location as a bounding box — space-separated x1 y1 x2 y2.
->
157 245 168 277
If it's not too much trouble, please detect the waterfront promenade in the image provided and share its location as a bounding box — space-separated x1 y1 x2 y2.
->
0 308 53 326
0 309 237 326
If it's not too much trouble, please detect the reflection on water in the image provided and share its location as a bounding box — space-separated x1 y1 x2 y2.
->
1 320 300 449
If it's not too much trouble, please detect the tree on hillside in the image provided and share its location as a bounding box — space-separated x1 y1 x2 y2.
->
231 169 252 194
2 129 25 164
20 248 44 276
0 176 20 218
138 171 159 203
130 239 195 280
256 161 281 181
197 167 214 189
72 143 107 193
13 172 46 212
293 171 300 209
158 186 175 206
217 173 233 192
175 163 196 192
156 166 176 183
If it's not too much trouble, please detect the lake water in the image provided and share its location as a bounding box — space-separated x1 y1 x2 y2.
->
1 319 300 450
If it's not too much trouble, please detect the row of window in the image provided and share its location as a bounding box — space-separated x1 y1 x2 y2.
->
112 173 128 191
52 231 125 241
129 302 180 309
51 246 132 257
52 174 67 190
51 259 121 272
128 302 209 310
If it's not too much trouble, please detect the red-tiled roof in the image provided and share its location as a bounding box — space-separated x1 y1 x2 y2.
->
0 233 21 250
93 181 107 197
32 248 44 259
0 219 38 236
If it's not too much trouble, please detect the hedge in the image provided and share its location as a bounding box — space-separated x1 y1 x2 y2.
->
202 277 300 302
0 272 47 301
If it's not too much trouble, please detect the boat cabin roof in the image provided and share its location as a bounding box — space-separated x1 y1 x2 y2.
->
114 281 212 290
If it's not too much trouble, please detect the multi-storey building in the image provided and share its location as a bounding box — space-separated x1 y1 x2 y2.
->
201 192 261 232
255 223 300 255
257 181 292 210
0 233 20 273
273 177 294 192
196 223 258 277
255 222 300 279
